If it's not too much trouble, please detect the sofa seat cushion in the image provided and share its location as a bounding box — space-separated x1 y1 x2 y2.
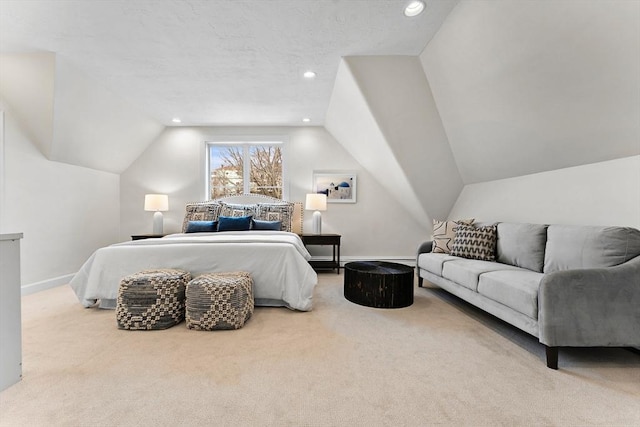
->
417 253 458 276
477 270 543 319
441 259 521 292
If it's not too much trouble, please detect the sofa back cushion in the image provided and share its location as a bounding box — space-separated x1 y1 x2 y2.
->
544 225 640 273
496 223 548 272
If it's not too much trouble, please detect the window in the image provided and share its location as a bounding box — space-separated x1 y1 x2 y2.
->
206 140 286 200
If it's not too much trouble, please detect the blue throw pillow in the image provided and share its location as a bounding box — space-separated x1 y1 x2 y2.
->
185 220 218 233
217 215 252 232
252 219 282 231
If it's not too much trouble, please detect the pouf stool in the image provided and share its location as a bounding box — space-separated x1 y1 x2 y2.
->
186 272 254 330
116 269 191 330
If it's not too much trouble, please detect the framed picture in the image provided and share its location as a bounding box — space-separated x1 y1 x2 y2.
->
312 171 357 203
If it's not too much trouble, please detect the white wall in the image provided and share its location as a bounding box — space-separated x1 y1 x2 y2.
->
421 0 640 184
120 126 429 260
326 57 463 225
449 156 640 229
0 103 120 287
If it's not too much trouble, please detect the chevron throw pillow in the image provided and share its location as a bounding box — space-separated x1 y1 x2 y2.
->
450 225 497 261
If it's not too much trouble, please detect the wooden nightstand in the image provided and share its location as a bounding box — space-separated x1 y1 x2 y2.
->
131 234 167 240
301 234 341 274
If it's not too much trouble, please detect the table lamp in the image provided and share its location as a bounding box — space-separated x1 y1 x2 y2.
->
305 193 327 235
144 194 169 234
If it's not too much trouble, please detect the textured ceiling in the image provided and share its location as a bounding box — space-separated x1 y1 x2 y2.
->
0 0 458 126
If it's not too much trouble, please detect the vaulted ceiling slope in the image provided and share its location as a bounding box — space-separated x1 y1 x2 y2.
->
0 0 459 126
420 0 640 184
1 0 637 189
0 53 164 174
0 0 458 175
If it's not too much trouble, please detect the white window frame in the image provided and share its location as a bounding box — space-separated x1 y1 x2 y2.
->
204 136 289 201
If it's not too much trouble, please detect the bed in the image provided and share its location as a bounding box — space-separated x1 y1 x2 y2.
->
69 195 318 311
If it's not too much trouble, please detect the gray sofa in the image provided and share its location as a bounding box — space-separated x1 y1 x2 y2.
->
416 222 640 369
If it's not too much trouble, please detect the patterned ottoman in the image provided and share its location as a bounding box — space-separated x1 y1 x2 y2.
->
186 272 254 330
116 269 191 330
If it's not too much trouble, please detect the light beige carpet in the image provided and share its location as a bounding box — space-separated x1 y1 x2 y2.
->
1 274 639 426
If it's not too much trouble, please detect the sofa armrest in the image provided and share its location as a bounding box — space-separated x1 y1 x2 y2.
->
415 241 433 287
416 241 433 266
538 255 640 347
417 241 433 256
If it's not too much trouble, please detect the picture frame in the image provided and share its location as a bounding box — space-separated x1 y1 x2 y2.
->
312 171 357 203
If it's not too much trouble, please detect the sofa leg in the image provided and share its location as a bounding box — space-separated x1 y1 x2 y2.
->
545 346 558 370
418 276 423 287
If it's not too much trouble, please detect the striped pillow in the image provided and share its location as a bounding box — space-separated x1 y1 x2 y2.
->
450 225 497 261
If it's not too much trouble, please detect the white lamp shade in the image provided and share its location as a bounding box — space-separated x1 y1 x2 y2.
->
144 194 169 212
306 193 326 235
305 193 327 211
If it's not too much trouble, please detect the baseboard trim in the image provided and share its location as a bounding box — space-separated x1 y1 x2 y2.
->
21 274 74 296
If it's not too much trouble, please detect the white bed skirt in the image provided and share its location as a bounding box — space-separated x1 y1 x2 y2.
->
69 231 318 311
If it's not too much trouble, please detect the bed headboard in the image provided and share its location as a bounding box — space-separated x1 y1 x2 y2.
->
214 194 287 204
183 194 303 235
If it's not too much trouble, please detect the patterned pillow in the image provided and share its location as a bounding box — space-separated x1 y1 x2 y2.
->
450 225 498 261
432 218 475 254
182 202 222 233
256 203 294 232
220 202 258 218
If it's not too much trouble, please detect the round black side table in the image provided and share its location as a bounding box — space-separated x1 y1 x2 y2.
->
343 261 414 308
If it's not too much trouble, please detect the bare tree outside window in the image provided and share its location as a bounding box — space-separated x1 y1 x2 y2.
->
209 144 283 199
249 146 282 198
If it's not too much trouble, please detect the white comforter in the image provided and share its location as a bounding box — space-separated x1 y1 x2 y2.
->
69 231 318 311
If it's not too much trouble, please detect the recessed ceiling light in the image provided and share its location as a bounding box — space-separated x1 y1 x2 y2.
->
171 118 181 123
303 71 316 79
302 118 311 123
404 1 425 17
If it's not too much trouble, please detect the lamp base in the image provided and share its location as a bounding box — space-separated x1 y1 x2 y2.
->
312 210 322 235
152 211 164 235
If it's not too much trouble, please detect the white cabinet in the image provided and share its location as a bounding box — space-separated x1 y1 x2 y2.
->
0 233 23 391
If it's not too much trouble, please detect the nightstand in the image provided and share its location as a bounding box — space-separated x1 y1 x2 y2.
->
131 234 167 240
301 234 341 274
